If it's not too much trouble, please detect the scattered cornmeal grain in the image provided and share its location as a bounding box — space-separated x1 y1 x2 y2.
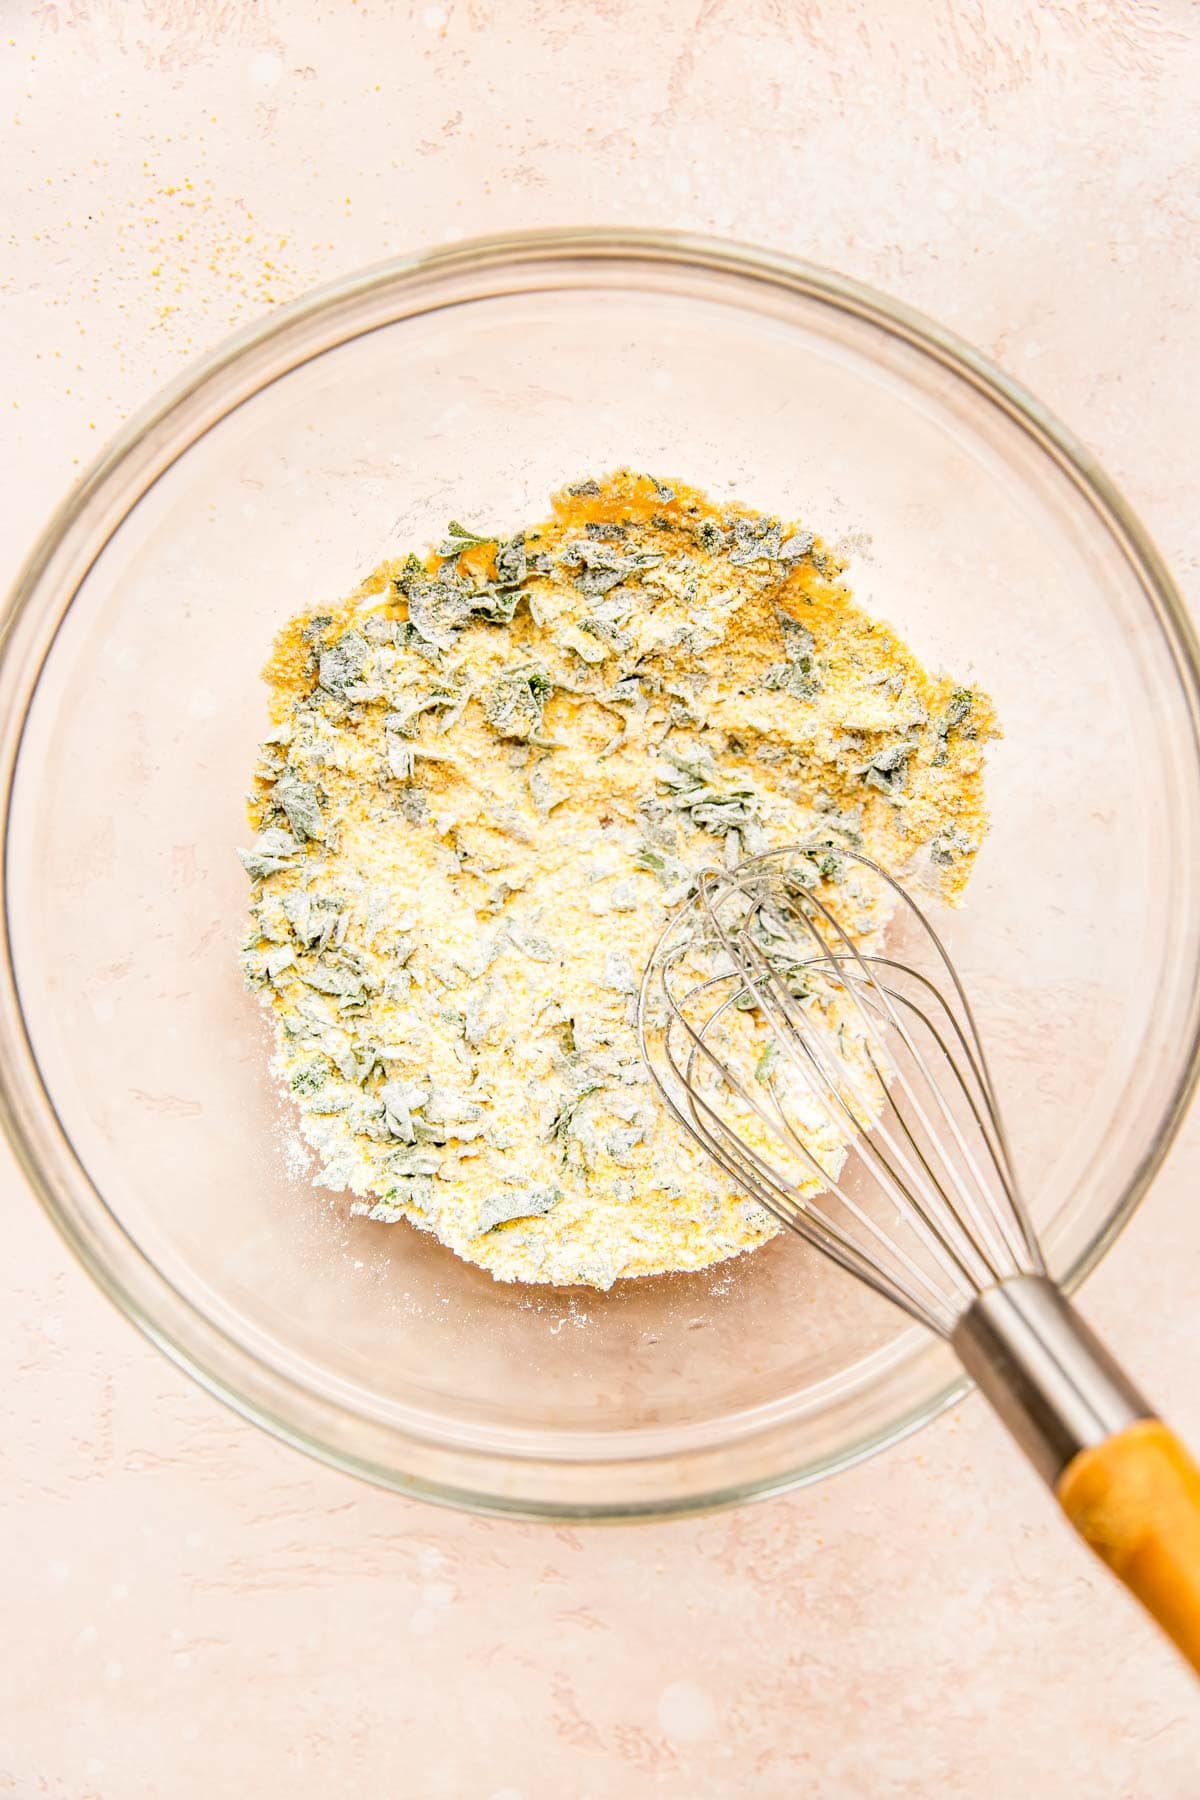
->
238 473 996 1288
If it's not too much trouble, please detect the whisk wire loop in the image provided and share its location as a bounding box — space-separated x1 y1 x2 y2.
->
776 884 1029 1286
653 949 958 1327
639 845 1044 1337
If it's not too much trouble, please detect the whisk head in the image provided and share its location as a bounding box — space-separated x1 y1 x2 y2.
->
638 845 1044 1336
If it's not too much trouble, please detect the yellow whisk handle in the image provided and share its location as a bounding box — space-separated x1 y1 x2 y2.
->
1057 1420 1200 1674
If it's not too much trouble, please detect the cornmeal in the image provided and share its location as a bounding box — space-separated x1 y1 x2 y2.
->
238 473 995 1288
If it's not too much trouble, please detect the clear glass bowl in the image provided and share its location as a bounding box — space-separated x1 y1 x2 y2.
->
3 230 1199 1519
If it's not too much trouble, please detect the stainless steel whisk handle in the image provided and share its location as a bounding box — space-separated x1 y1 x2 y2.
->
954 1275 1200 1672
953 1275 1149 1485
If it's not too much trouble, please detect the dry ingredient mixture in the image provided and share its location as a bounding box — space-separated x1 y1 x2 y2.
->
238 473 995 1289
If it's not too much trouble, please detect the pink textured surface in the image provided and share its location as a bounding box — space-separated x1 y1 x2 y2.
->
3 3 1200 1794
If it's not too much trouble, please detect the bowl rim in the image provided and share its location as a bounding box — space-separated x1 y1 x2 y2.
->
3 225 1199 1520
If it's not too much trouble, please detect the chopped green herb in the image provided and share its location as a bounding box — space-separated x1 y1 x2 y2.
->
437 520 495 557
482 667 553 740
930 824 973 866
282 891 343 951
403 575 474 650
271 771 324 841
301 956 369 1008
862 741 914 795
657 746 766 847
237 827 302 879
559 539 664 598
290 1059 329 1096
695 519 727 554
763 612 820 701
728 516 782 566
550 1083 602 1144
477 1185 563 1232
318 630 370 695
380 1078 425 1142
505 919 556 963
932 688 974 765
493 536 527 587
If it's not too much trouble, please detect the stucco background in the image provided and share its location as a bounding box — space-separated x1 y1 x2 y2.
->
2 3 1199 1794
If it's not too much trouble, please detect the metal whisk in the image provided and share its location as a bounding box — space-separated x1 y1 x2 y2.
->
639 844 1200 1673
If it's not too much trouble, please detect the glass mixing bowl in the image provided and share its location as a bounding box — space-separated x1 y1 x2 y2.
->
3 230 1199 1519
